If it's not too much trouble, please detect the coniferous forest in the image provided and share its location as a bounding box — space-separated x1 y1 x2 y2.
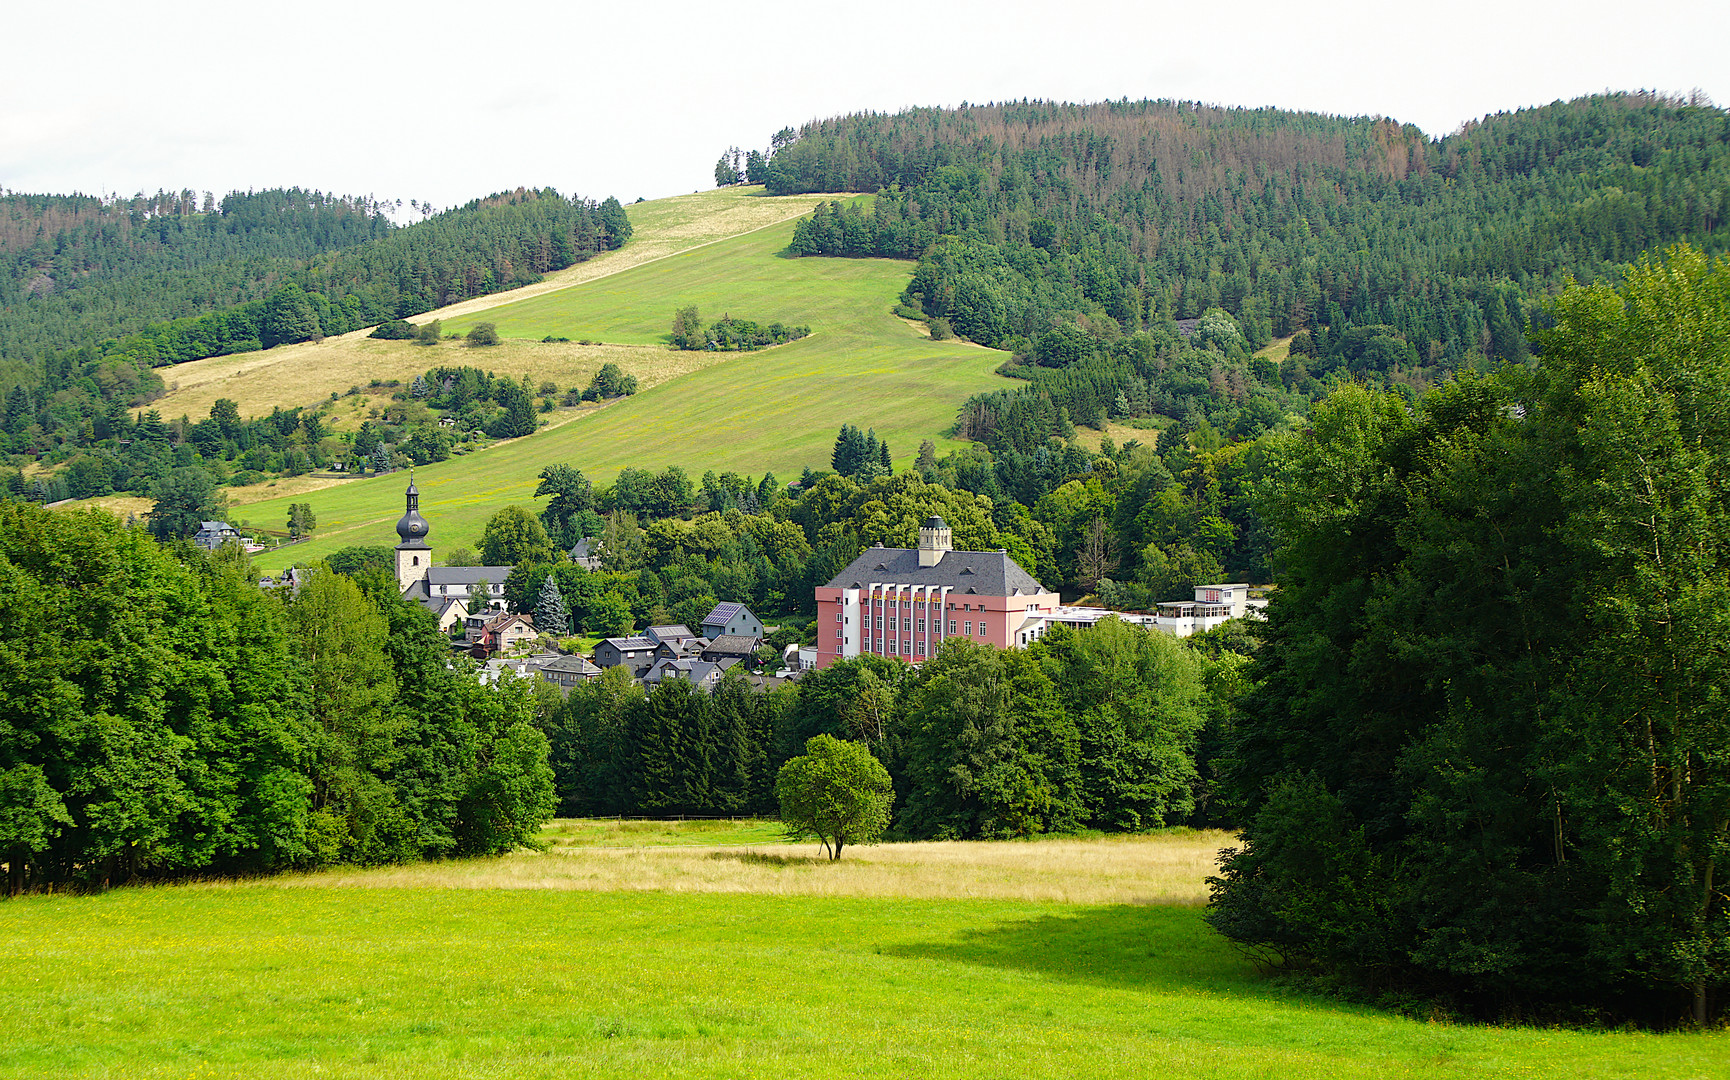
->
768 92 1730 461
0 186 629 403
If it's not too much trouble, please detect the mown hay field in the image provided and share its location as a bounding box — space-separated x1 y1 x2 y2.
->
239 209 1008 573
148 187 837 423
1 825 1718 1079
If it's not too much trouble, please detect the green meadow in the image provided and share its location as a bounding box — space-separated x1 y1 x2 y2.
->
244 208 1008 573
2 828 1719 1079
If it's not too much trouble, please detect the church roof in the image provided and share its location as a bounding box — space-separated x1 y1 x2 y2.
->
425 566 513 585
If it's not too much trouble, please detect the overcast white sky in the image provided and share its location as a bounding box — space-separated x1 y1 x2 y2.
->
3 0 1724 212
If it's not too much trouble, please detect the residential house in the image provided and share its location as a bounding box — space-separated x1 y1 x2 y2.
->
261 567 314 594
646 624 698 648
569 537 602 571
533 653 600 694
593 635 661 679
469 610 536 654
644 656 738 691
699 635 760 665
194 521 242 551
426 595 471 634
700 602 763 643
1152 584 1267 638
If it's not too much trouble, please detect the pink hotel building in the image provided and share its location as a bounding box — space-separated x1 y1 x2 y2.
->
813 516 1062 669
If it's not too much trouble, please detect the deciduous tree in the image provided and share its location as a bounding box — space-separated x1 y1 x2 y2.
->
775 734 894 860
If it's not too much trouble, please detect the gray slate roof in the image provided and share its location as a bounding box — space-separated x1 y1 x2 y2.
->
425 566 512 585
536 654 599 675
823 546 1047 595
404 590 468 616
646 624 695 642
704 635 760 655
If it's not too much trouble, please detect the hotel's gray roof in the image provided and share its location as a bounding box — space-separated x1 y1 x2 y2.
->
823 546 1046 595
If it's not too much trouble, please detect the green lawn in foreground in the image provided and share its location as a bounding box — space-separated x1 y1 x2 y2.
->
1 887 1718 1079
246 213 1008 573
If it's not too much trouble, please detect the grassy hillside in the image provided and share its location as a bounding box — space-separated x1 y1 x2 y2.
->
240 208 1007 573
2 829 1717 1079
149 186 834 422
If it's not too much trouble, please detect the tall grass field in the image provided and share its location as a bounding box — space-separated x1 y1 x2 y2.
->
1 826 1720 1078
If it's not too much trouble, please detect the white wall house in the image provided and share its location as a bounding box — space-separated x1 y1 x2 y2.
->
1153 584 1266 638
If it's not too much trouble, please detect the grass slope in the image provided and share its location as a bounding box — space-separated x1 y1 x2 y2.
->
149 187 835 422
1 829 1718 1079
242 211 1007 573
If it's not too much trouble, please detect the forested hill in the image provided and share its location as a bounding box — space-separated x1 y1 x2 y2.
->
0 188 393 362
761 92 1729 370
0 186 631 368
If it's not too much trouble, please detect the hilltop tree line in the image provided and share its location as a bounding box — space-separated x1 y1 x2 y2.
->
0 188 395 365
765 93 1728 386
0 188 631 470
0 501 555 894
94 189 631 370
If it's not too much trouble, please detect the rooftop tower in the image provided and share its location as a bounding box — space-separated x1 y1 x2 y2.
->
917 515 952 568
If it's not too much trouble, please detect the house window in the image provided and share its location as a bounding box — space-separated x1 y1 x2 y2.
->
918 619 926 632
978 621 987 635
902 619 911 631
965 622 972 635
948 621 958 635
835 629 842 639
836 613 842 622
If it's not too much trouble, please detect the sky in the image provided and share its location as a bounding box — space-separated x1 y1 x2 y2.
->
3 0 1724 214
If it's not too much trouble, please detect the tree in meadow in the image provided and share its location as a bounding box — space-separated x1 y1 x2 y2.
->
775 734 894 860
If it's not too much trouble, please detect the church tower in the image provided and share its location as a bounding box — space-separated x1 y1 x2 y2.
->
394 476 433 594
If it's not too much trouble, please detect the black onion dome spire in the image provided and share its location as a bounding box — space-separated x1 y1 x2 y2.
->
396 477 430 545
